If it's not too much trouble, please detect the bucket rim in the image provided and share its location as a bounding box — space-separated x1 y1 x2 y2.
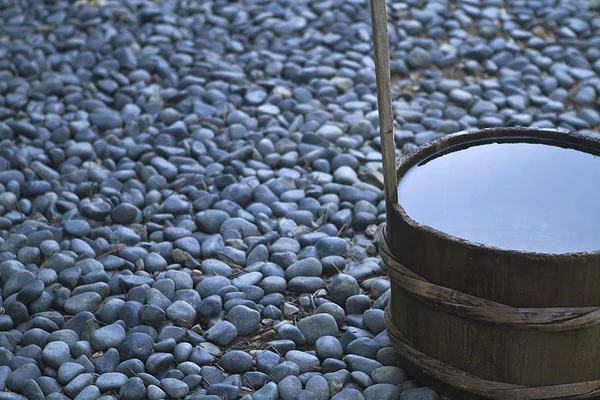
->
393 126 600 258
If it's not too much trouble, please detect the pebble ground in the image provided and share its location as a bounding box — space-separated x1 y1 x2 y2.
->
0 0 599 399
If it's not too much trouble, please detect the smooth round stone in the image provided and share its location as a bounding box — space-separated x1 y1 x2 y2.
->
344 354 383 376
285 258 322 281
96 372 128 392
331 388 365 400
449 89 473 105
315 336 344 359
16 279 45 304
226 305 260 336
145 352 174 375
64 220 91 237
57 362 85 385
407 47 432 69
219 350 254 373
139 304 166 327
315 237 349 258
75 385 102 400
197 295 222 320
285 350 320 373
363 309 385 334
288 276 325 292
305 375 330 400
7 363 41 393
201 259 233 276
278 375 303 400
160 378 190 398
297 314 339 345
145 253 167 273
345 295 372 315
147 385 167 400
347 338 380 359
263 304 282 319
256 351 283 374
204 321 237 347
315 302 345 328
197 276 232 298
363 383 401 400
268 361 300 383
371 366 410 385
42 341 71 369
63 373 95 398
91 324 126 350
0 315 13 331
276 324 306 346
207 383 241 399
119 377 147 400
166 301 196 328
351 371 374 389
118 333 154 362
328 274 360 306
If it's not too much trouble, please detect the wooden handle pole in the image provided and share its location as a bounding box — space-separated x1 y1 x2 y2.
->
369 0 397 206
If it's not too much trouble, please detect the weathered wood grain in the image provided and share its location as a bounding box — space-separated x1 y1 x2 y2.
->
369 0 397 208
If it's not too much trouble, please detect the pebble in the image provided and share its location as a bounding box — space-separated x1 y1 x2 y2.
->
91 324 126 351
364 383 401 400
277 324 306 346
42 341 71 369
57 363 85 385
166 301 197 328
219 351 255 374
96 372 128 392
329 274 360 306
372 366 410 385
118 333 154 362
269 361 300 383
161 378 190 398
298 314 339 345
254 382 279 400
120 377 147 400
7 364 41 393
316 302 346 327
306 375 330 400
205 321 238 347
285 350 320 373
331 388 365 400
316 336 344 359
226 305 261 336
363 309 386 334
278 375 303 400
345 354 384 375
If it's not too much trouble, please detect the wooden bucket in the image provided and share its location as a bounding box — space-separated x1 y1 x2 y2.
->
380 127 600 400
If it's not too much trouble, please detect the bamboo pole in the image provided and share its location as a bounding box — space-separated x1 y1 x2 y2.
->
369 0 397 206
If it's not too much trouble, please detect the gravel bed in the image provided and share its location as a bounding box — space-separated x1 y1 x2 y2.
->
0 0 599 399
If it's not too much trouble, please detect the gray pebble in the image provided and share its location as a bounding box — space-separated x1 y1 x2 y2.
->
316 336 344 360
161 378 190 398
364 384 400 400
205 321 238 346
219 351 254 374
297 314 339 345
226 305 260 336
278 375 303 400
96 372 128 392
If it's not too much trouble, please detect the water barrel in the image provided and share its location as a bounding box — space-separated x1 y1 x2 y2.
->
380 127 600 399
